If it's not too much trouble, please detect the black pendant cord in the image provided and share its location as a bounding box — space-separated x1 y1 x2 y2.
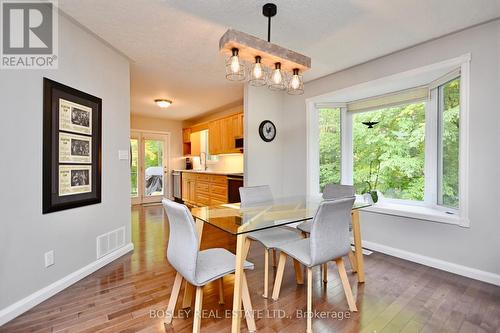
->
268 15 271 42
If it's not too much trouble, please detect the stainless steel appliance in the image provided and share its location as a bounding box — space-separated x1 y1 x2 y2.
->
172 171 182 202
227 176 244 203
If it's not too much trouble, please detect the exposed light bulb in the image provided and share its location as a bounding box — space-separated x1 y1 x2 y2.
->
230 55 240 74
252 55 263 79
253 63 263 79
272 69 282 84
287 69 304 95
271 62 283 85
290 74 300 90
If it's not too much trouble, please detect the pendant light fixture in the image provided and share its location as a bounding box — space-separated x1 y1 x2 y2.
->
269 62 286 90
225 47 246 81
249 56 267 86
219 3 311 94
287 68 304 95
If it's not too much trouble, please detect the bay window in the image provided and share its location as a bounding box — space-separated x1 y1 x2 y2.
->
310 55 470 226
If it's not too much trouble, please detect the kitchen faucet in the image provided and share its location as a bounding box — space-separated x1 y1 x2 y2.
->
200 152 208 171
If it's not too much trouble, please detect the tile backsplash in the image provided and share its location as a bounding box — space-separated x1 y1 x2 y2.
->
191 153 244 173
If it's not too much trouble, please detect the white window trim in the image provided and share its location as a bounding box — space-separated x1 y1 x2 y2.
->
306 54 471 227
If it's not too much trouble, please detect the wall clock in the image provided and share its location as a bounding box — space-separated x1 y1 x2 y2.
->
259 120 276 142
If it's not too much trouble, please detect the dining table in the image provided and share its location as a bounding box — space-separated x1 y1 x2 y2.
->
189 195 370 333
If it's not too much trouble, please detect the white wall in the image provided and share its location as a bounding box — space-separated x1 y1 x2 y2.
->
0 12 131 319
130 114 184 171
248 19 500 280
244 84 285 196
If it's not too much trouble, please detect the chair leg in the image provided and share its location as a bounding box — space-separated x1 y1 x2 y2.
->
271 252 287 300
165 272 183 324
272 249 278 267
307 267 313 333
348 250 358 273
293 259 304 284
263 249 269 298
193 286 204 333
218 277 225 305
335 258 358 312
322 263 328 283
242 272 256 332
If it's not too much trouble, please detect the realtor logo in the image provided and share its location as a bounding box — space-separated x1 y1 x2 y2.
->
1 0 58 69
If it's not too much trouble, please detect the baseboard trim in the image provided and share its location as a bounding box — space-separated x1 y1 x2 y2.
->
0 242 134 326
362 240 500 286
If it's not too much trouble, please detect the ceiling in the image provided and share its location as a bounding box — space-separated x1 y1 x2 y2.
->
58 0 500 120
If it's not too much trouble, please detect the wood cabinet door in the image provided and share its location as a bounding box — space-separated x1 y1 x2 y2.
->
208 120 221 155
182 178 189 202
234 113 243 138
221 116 234 153
182 128 191 143
189 180 196 203
190 131 201 156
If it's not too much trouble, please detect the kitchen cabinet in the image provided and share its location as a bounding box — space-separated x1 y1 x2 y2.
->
208 119 222 155
181 173 197 204
183 128 191 143
181 172 229 206
220 116 234 153
190 131 201 156
185 112 243 156
233 113 244 138
208 113 243 155
182 128 192 156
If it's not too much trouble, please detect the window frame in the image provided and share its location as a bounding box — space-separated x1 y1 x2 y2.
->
436 77 461 210
307 55 470 227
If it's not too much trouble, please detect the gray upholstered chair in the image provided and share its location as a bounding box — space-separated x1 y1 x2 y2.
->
272 197 358 333
162 199 256 333
297 184 356 234
240 185 304 298
297 183 358 280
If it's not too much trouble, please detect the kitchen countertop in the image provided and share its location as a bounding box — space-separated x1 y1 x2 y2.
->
173 169 244 177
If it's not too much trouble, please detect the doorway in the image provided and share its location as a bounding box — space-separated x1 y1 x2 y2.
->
130 130 170 205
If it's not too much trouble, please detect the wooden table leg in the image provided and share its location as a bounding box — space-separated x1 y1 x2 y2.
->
231 234 250 333
351 210 365 283
182 218 205 308
348 250 358 273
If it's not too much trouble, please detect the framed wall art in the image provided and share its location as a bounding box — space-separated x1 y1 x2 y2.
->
43 78 102 213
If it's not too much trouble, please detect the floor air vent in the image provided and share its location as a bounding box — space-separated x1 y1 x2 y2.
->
97 227 126 259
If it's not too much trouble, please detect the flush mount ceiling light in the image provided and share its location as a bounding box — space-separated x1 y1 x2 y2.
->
219 3 311 95
155 99 172 108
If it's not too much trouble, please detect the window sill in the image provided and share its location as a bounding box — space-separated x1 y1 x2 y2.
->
360 201 469 227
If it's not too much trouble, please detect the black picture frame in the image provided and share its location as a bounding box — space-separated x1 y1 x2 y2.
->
43 78 102 214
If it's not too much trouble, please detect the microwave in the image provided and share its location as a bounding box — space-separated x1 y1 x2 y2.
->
235 136 244 149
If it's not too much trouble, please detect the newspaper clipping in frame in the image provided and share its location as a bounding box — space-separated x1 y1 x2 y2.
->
59 133 92 164
59 99 92 135
59 165 92 196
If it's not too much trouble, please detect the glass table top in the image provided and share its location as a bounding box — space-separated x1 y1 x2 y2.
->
191 196 371 235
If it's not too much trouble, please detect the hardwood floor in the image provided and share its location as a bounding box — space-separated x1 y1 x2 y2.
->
2 204 500 333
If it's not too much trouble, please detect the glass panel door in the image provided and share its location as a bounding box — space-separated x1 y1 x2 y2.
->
130 139 139 197
143 138 164 198
130 131 169 205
